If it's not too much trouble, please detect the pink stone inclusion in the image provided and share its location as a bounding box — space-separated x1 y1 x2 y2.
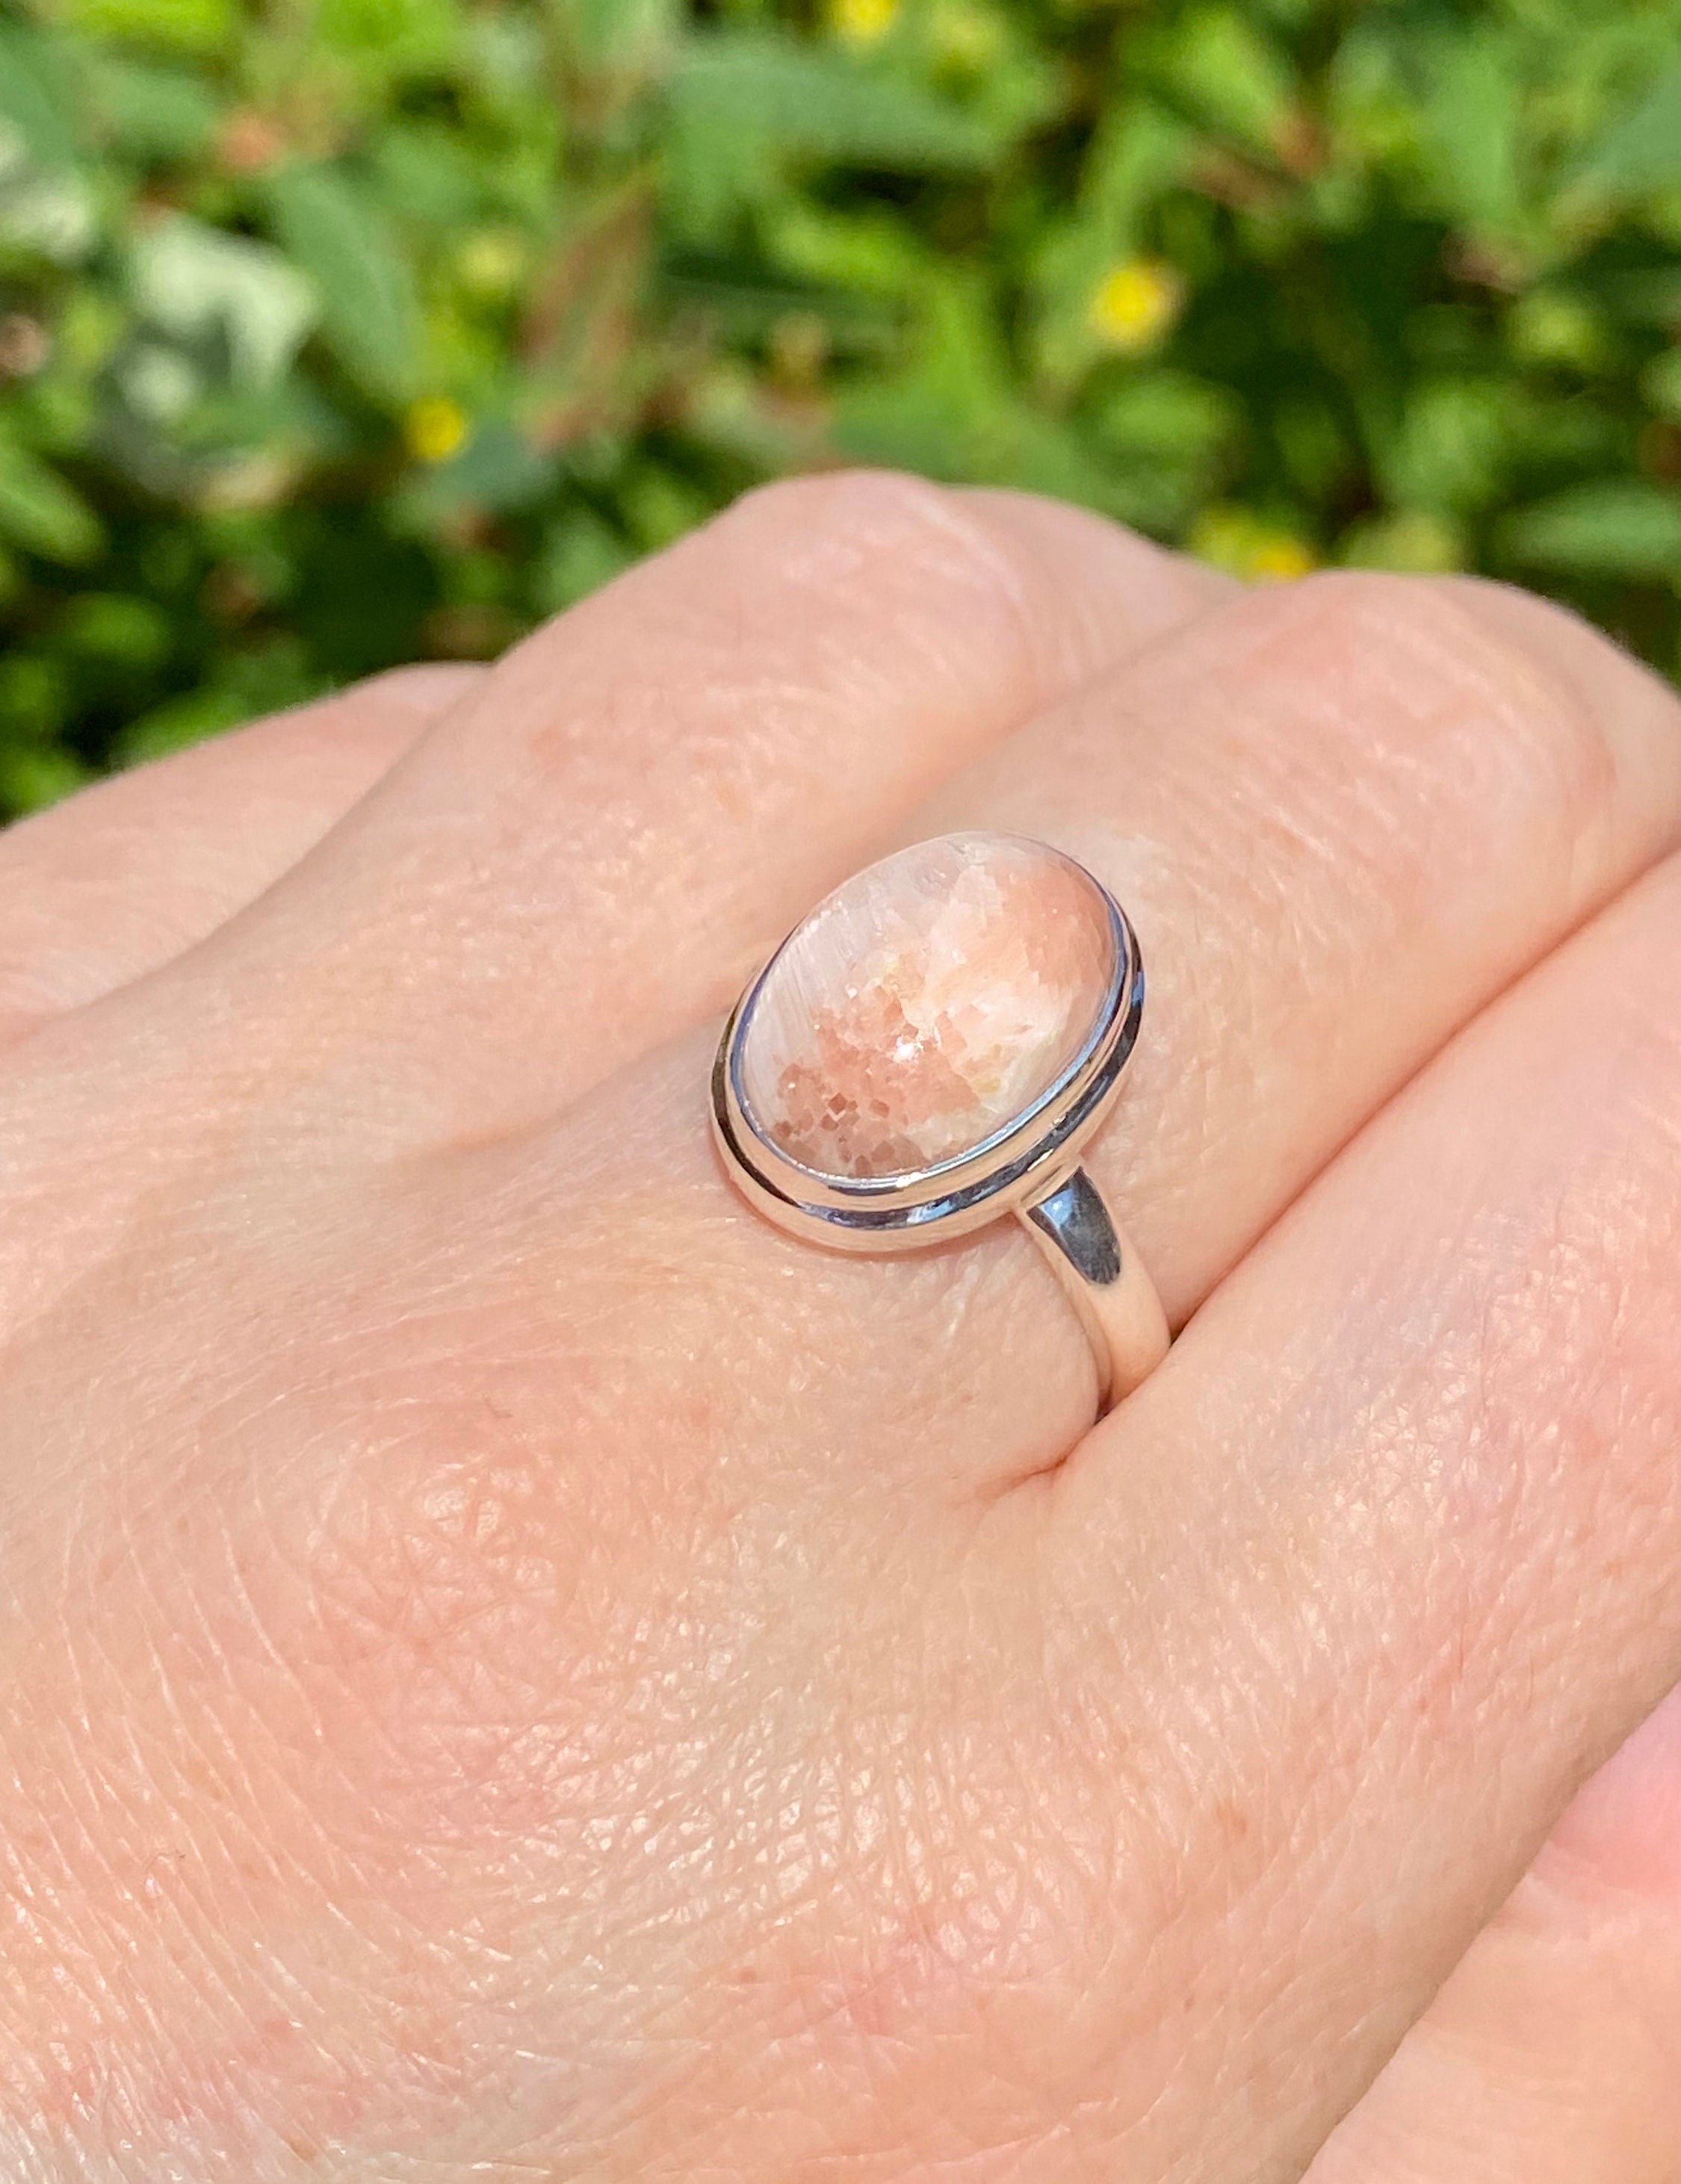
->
738 833 1115 1181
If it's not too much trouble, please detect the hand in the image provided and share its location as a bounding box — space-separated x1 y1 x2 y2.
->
1 474 1678 2182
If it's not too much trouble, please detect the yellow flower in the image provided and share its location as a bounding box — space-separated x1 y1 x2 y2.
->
1089 258 1183 353
404 396 468 465
829 0 900 49
1246 535 1315 581
1190 506 1316 583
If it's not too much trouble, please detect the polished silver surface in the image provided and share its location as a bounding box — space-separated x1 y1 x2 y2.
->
1021 1166 1122 1288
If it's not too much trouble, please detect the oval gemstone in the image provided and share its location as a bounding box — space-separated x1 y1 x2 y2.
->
735 832 1116 1182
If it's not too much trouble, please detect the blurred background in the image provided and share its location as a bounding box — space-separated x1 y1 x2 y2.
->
1 0 1680 816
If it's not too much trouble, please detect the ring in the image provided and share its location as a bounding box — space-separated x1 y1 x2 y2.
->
711 831 1169 1413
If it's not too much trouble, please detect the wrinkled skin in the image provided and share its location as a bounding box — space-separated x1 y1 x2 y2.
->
0 474 1678 2183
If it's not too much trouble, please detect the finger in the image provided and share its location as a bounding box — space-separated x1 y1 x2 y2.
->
915 571 1681 1324
104 474 1228 1145
13 565 1680 1427
504 570 1681 1494
1307 1686 1681 2184
0 666 477 1045
1043 846 1681 2179
4 586 1679 2179
185 597 1681 2182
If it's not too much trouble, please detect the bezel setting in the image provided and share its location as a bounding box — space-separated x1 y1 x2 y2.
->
711 857 1145 1253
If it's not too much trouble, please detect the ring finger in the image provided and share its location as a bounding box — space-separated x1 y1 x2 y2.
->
504 566 1681 1489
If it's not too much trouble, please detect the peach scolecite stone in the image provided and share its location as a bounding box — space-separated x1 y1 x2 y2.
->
737 832 1116 1182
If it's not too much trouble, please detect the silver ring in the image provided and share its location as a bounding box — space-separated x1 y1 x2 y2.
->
711 831 1169 1414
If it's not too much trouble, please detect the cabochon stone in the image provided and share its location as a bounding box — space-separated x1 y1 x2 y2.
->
737 832 1115 1182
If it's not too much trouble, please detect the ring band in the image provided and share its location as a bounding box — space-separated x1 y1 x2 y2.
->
711 831 1169 1414
1019 1166 1169 1411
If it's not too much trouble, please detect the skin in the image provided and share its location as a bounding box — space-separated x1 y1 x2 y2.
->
0 471 1677 2180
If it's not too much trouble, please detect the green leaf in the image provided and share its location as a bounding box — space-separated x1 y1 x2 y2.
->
264 162 421 403
114 639 327 763
1499 481 1681 580
0 434 104 564
560 0 680 80
1572 59 1681 197
130 216 317 388
1095 370 1237 468
58 592 173 669
371 123 485 228
834 273 1004 476
396 421 559 524
1151 7 1299 161
1605 267 1681 326
1644 349 1681 422
531 509 635 615
765 200 931 301
672 31 997 173
0 654 68 737
0 744 91 814
113 683 252 761
89 55 220 161
1421 29 1524 240
1378 379 1511 517
1080 102 1193 242
0 21 79 172
1323 20 1419 165
835 274 1121 515
313 0 462 80
1091 371 1240 529
58 0 233 59
1029 104 1193 390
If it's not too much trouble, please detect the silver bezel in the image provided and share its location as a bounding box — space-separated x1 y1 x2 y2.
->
711 866 1144 1253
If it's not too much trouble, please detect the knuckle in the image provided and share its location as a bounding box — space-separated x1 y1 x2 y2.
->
721 467 1041 654
730 464 976 559
1244 568 1637 884
1425 572 1644 801
354 660 486 714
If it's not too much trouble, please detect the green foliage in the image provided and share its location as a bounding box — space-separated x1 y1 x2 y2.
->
2 0 1681 814
264 160 420 398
